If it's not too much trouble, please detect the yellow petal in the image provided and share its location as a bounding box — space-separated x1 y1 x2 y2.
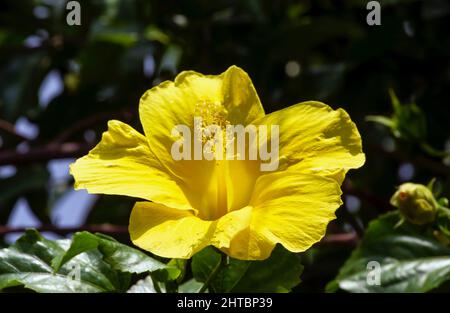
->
221 171 343 260
255 101 365 183
70 120 192 211
222 65 265 125
138 66 264 217
129 201 252 259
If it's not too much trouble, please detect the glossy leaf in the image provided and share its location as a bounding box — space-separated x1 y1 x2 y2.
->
53 231 174 277
178 279 203 293
327 212 450 293
191 246 222 285
228 245 303 293
0 229 129 292
127 276 158 293
191 245 303 293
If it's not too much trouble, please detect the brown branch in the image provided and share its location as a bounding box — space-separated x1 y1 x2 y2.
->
0 224 358 247
0 119 29 142
343 181 394 213
0 224 128 236
0 36 85 56
369 144 450 177
0 142 92 166
318 232 359 247
0 109 135 165
51 109 134 144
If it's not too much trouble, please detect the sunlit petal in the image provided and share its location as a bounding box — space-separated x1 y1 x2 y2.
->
255 101 365 183
70 120 192 211
129 201 252 259
221 171 342 260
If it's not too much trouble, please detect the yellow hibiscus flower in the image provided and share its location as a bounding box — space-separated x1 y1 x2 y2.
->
70 66 365 260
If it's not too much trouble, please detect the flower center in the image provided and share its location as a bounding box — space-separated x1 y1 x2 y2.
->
193 100 232 220
194 100 229 142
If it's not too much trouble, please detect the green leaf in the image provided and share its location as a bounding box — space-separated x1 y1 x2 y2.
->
368 89 428 142
388 88 401 113
191 246 222 284
212 259 250 292
389 90 427 141
53 231 170 275
127 276 158 293
327 212 450 293
0 229 129 292
436 207 450 237
191 245 303 293
168 259 187 283
0 54 46 121
438 197 449 208
144 26 170 44
365 115 394 128
178 279 203 293
228 245 303 293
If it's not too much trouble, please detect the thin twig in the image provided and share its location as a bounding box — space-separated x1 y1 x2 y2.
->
369 144 450 177
343 181 394 213
51 109 134 144
150 274 163 293
0 142 92 166
317 232 359 247
0 119 29 142
0 225 359 248
0 224 128 235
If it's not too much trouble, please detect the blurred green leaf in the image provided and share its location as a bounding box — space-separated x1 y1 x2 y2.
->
158 44 182 75
0 166 49 203
144 26 170 45
92 31 138 47
365 115 394 128
0 166 49 223
367 89 427 142
390 90 427 141
436 207 450 237
0 53 46 121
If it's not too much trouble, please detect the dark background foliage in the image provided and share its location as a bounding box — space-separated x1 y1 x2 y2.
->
0 0 449 292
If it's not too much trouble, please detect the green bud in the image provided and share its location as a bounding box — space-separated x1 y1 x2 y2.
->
390 183 438 225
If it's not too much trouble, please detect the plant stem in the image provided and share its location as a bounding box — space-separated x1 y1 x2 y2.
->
198 253 224 293
150 273 163 293
420 142 450 158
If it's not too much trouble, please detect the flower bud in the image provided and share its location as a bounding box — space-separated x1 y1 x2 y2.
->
390 183 438 225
